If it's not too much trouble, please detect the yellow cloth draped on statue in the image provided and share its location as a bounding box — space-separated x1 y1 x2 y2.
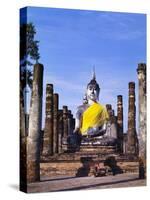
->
80 102 109 135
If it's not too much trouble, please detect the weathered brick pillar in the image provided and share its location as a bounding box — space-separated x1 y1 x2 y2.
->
67 110 72 135
137 63 146 179
117 95 123 152
58 109 63 153
106 104 117 139
42 84 53 156
106 104 112 119
27 63 43 183
63 106 68 137
53 93 59 154
106 104 112 138
72 118 75 131
111 109 117 139
70 114 74 135
112 109 115 117
126 82 137 155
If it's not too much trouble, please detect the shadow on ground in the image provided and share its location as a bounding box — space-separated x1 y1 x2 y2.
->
104 156 123 175
76 157 93 177
9 184 19 191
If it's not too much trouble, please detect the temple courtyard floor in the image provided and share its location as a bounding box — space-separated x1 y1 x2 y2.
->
27 173 146 193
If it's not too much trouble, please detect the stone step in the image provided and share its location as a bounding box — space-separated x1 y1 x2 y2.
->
41 152 116 162
62 144 117 151
41 152 137 162
40 154 139 178
42 145 118 161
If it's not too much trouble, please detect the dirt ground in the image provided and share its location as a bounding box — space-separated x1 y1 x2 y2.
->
27 173 146 193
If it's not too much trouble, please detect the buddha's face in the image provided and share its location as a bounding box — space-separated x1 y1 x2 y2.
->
87 84 99 102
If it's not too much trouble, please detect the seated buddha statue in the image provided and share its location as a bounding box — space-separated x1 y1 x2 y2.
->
73 70 117 146
65 70 117 152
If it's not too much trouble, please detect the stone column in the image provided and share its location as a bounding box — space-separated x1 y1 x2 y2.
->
106 104 112 138
42 84 53 156
53 93 59 154
137 63 146 179
106 104 117 139
126 82 137 155
67 110 72 136
27 63 43 183
72 118 75 132
106 104 112 119
111 109 115 117
70 114 74 135
63 106 68 137
111 109 117 139
58 109 63 153
117 95 123 152
40 130 44 156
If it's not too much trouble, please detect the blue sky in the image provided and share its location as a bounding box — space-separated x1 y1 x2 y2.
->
22 7 146 132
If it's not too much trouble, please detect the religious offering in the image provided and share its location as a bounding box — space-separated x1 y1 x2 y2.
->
20 6 147 193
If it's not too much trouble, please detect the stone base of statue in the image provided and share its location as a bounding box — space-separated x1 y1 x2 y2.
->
81 135 117 146
40 133 138 179
61 132 118 154
40 149 138 178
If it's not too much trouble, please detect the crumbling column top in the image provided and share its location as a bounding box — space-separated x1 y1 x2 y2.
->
46 83 53 88
117 95 123 100
137 63 146 74
129 82 135 89
63 105 68 111
53 93 59 97
106 104 112 110
68 110 72 114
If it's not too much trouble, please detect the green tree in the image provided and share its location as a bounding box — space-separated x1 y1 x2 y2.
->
20 23 40 184
20 23 40 91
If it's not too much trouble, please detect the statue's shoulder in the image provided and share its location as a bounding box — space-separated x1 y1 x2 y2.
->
97 103 109 119
96 102 105 109
96 102 108 113
76 104 89 118
77 104 88 111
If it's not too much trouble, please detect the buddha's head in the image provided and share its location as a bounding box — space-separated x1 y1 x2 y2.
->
86 69 100 102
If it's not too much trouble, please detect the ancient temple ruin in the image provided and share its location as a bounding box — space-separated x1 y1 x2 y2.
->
20 63 147 187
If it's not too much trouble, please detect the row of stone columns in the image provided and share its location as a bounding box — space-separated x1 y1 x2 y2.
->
42 85 75 157
106 82 138 154
117 83 138 155
22 62 146 184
